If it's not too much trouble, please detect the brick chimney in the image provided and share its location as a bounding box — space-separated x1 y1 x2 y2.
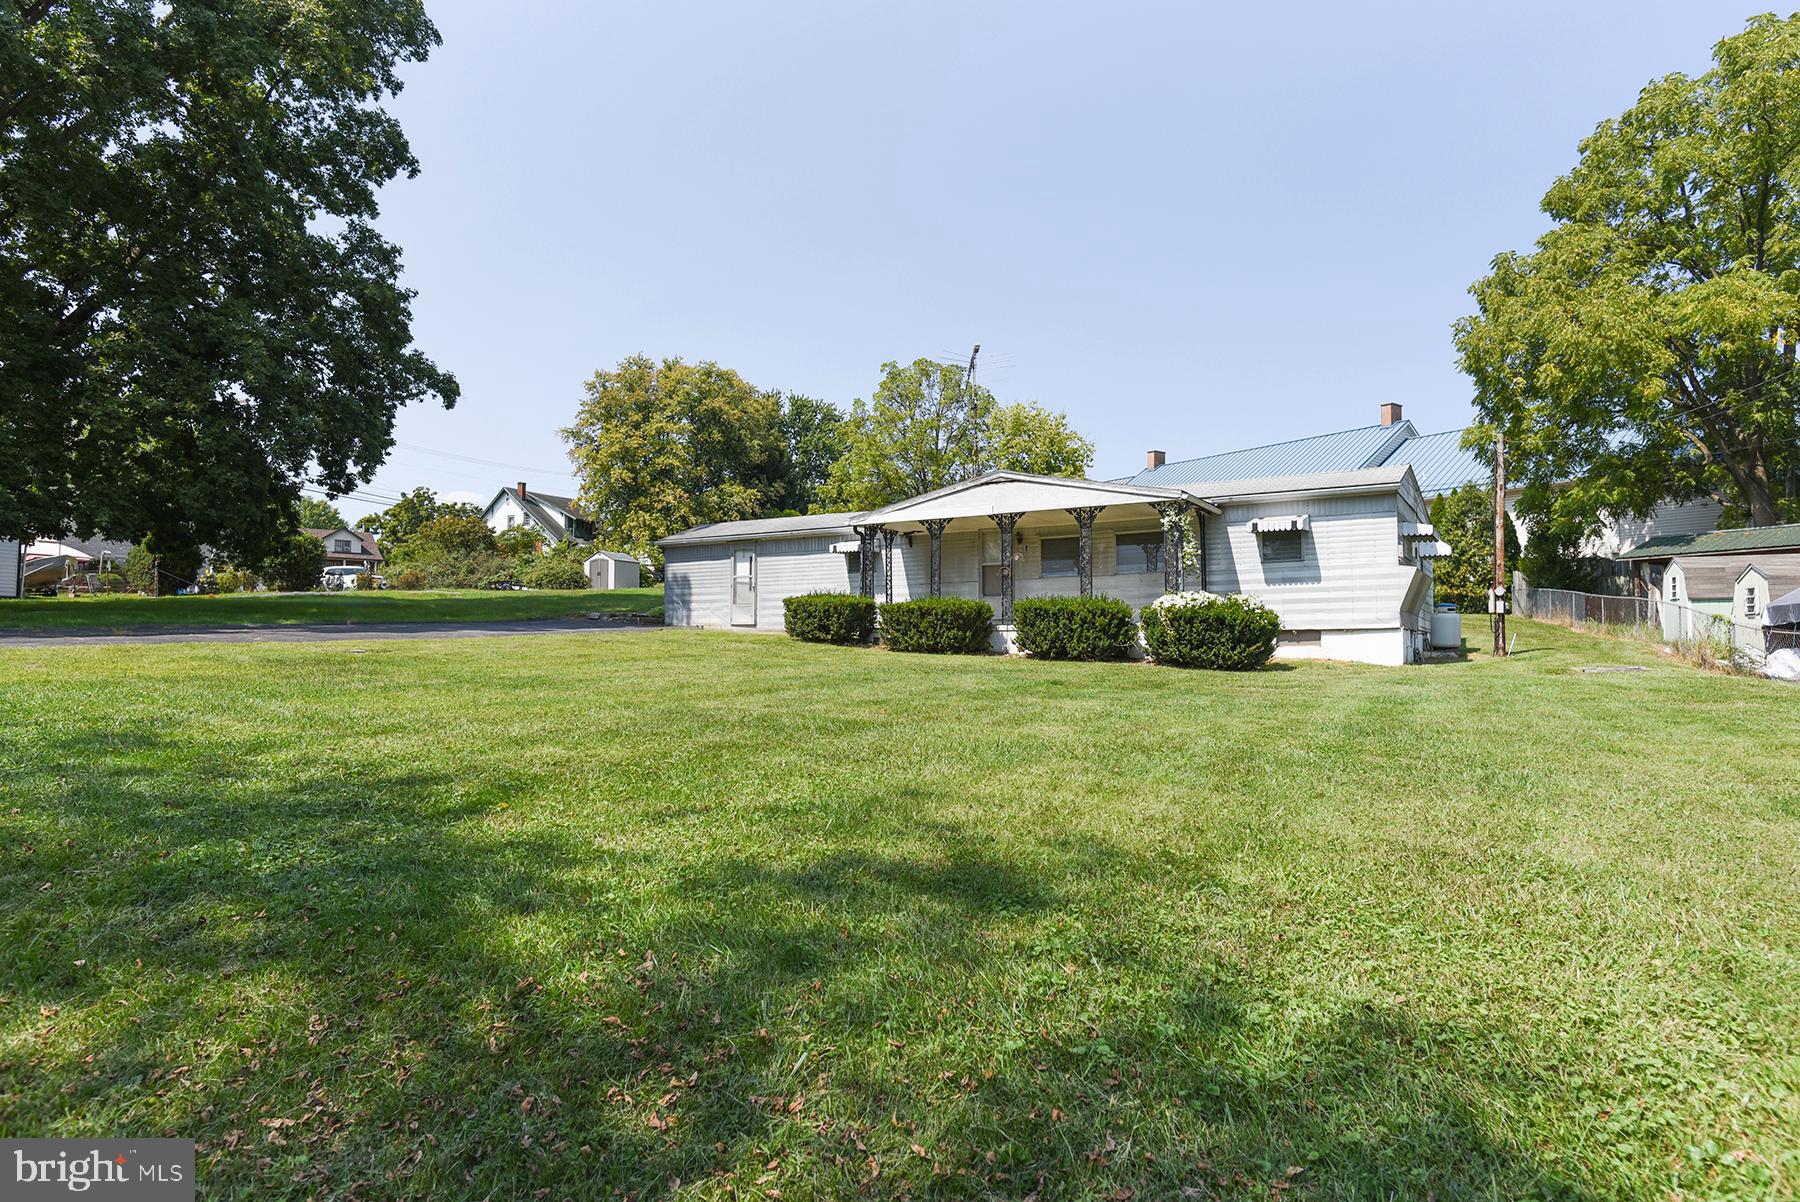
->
517 481 528 500
1379 403 1403 427
1146 449 1166 470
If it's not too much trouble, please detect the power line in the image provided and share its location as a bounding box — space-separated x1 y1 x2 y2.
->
393 440 576 477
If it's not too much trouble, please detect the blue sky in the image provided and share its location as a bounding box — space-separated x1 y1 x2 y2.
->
349 1 1755 515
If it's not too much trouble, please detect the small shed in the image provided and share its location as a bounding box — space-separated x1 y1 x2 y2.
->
0 539 20 599
584 549 641 591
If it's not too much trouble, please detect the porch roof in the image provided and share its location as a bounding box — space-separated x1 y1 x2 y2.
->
856 471 1219 527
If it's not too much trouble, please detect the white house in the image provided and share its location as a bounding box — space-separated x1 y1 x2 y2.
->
483 482 594 547
0 539 20 599
659 464 1449 666
303 527 384 571
584 549 642 591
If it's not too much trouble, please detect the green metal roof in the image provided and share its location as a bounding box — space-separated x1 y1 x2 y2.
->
1617 521 1800 560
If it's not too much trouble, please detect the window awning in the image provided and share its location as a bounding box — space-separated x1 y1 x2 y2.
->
828 540 861 554
1399 522 1437 538
1415 540 1455 559
1247 514 1310 533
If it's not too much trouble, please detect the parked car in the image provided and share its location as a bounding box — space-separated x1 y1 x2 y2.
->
321 566 384 590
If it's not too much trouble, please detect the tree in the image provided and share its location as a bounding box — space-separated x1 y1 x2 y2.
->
777 393 847 514
357 488 480 550
122 539 203 596
1428 485 1522 614
297 499 347 530
819 359 1096 510
562 356 787 564
258 533 328 592
1455 14 1800 537
987 401 1095 478
0 1 458 559
390 515 507 588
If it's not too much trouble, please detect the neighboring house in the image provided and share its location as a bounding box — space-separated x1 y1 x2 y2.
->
303 527 384 571
1128 403 1724 583
659 465 1449 666
483 482 594 547
584 550 641 591
1617 522 1800 601
1 539 20 599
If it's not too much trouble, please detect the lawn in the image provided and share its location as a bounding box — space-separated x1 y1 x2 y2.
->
0 586 664 631
1 621 1795 1200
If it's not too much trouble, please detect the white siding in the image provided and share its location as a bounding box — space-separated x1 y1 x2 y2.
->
0 540 19 599
1588 498 1726 558
664 538 861 629
662 544 733 627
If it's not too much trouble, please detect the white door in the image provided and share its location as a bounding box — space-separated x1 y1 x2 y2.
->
731 549 756 625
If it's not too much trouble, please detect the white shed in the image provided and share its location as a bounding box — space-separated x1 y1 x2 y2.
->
0 539 20 599
584 549 642 591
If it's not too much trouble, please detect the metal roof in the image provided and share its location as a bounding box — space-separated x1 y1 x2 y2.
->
1376 429 1487 496
1617 521 1800 561
858 470 1213 524
658 512 858 547
1128 422 1413 488
1194 464 1416 503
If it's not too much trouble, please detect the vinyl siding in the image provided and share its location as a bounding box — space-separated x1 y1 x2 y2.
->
1588 498 1726 558
0 540 19 599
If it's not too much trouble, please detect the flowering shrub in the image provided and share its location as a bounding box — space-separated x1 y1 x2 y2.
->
1140 591 1280 670
1012 595 1138 660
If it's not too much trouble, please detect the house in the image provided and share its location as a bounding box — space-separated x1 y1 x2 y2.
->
584 549 641 591
1127 402 1724 580
659 464 1449 666
304 527 384 571
1617 522 1800 600
1 540 20 599
483 482 594 547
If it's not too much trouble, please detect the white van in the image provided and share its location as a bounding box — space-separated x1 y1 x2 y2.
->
321 565 367 589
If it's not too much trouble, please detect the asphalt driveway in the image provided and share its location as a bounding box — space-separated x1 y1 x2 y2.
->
0 618 660 648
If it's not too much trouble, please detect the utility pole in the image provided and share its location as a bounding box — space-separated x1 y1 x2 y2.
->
1492 430 1508 657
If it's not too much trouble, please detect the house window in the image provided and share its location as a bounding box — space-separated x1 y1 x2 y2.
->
1114 531 1162 574
1040 537 1079 577
506 514 516 528
981 531 1002 596
1259 530 1304 564
1668 575 1680 601
1746 586 1758 617
333 538 351 553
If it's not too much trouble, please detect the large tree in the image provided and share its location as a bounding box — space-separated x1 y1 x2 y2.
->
1455 13 1800 536
356 487 479 550
776 393 847 515
0 0 457 561
819 358 1093 510
562 356 787 564
297 498 346 530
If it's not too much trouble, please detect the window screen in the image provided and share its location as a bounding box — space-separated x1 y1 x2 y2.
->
1115 531 1162 574
1040 537 1078 577
1259 530 1303 563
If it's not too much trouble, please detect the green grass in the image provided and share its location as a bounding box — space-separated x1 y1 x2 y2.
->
1 621 1795 1200
0 586 664 631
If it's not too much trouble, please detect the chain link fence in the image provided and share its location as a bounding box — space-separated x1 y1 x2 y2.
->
1514 579 1796 672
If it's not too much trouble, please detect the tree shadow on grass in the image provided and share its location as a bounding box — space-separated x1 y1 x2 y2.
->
1 720 1602 1200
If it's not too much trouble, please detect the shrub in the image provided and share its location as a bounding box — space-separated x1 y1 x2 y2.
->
1139 591 1280 670
879 596 993 654
258 532 328 592
212 568 259 594
1012 595 1138 661
391 568 429 590
783 592 877 645
520 556 587 590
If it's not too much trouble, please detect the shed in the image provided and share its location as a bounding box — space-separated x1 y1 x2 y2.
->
583 549 642 591
0 540 20 599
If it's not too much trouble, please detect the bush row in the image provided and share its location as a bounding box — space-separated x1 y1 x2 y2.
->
781 590 1280 671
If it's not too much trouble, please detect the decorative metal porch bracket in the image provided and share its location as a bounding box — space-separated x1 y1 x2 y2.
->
854 525 878 598
922 518 950 598
1155 501 1190 593
881 528 897 604
994 512 1024 623
1066 506 1103 598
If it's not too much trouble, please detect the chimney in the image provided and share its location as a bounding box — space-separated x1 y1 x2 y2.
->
1146 449 1166 470
517 481 528 500
1379 403 1403 427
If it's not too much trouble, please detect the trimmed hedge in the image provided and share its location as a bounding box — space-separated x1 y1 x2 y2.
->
1012 595 1138 661
878 596 993 654
784 592 877 645
1139 592 1280 670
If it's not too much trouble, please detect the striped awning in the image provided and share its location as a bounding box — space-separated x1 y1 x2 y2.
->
1247 514 1310 533
1415 540 1455 559
828 540 861 554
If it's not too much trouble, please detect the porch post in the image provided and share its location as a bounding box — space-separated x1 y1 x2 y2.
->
1066 506 1103 598
881 527 897 604
994 512 1023 623
855 525 877 598
922 518 949 598
1155 501 1188 593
